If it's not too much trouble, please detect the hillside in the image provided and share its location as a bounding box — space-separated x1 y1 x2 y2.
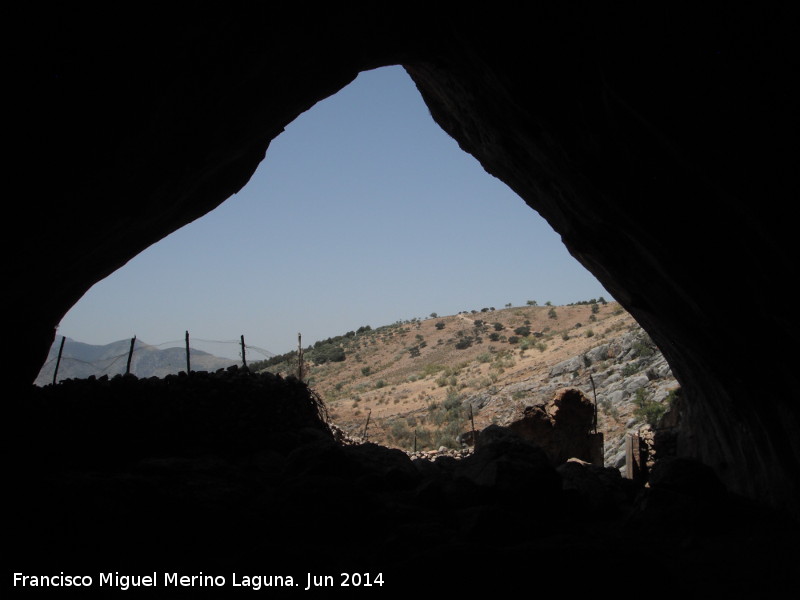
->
255 301 679 469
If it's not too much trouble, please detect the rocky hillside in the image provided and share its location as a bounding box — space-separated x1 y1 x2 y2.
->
256 301 680 472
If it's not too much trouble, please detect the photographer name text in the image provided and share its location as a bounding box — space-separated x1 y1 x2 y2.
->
13 572 384 591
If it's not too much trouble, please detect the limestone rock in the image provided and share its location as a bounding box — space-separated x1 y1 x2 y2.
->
550 356 585 377
585 344 610 364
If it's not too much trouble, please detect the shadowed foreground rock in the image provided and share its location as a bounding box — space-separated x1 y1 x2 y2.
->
8 374 798 592
507 388 597 466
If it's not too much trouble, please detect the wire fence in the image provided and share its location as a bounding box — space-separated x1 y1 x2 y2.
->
35 332 277 386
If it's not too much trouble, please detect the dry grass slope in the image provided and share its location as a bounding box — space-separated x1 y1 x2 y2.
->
257 302 642 452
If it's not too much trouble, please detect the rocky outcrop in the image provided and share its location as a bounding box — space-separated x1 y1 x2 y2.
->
463 325 681 474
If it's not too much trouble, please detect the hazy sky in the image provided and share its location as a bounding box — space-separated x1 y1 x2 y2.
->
55 65 609 360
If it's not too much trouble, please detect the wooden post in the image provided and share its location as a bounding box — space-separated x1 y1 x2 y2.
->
589 374 598 434
626 432 644 483
125 336 136 375
52 335 66 385
297 332 304 381
414 429 417 453
362 409 371 441
185 330 190 374
469 404 477 447
240 335 247 369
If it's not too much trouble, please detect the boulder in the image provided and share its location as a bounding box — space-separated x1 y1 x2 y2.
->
585 344 610 364
550 356 585 377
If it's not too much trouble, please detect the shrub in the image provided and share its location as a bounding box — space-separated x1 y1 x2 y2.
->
444 387 461 409
375 380 387 389
632 339 656 358
435 321 446 330
622 362 640 377
361 366 371 376
422 363 446 377
508 336 519 344
634 389 669 427
585 329 594 337
514 325 531 337
548 307 558 319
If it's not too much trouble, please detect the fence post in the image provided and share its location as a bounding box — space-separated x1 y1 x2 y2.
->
589 373 598 434
185 330 190 374
362 409 371 441
240 334 247 369
126 336 136 375
469 404 477 448
52 335 66 385
297 332 304 381
626 432 644 483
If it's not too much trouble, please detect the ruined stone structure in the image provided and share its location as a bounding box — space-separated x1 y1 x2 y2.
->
11 5 798 518
507 388 601 467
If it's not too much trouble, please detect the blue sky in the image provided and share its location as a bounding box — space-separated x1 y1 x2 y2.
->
56 66 609 360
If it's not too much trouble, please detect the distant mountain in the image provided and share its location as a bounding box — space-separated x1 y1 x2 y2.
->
35 337 242 385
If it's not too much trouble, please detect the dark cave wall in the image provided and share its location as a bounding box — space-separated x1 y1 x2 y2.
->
12 6 798 514
404 6 799 511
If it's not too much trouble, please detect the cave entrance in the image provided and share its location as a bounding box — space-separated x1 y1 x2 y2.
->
55 65 609 361
48 65 621 450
